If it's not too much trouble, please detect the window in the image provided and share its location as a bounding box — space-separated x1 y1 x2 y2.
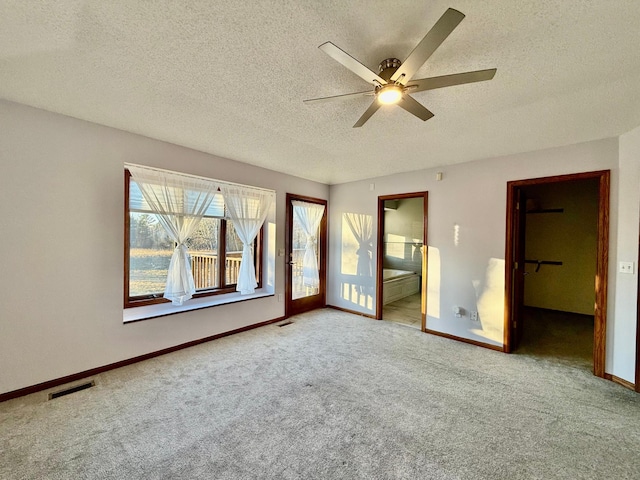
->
124 169 262 308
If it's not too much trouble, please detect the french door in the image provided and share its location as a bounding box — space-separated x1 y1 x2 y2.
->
285 193 327 316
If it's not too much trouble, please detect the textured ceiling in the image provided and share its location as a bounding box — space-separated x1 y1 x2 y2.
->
2 1 640 184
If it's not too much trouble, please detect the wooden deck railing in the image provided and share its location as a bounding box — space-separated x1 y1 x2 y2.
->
191 253 242 289
192 249 307 291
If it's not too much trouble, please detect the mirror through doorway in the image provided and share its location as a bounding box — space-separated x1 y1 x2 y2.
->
377 193 427 330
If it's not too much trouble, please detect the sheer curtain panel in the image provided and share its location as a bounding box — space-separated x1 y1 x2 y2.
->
221 186 274 294
127 165 219 305
292 201 325 288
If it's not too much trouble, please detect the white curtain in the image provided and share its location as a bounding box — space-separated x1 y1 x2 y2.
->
344 213 374 289
221 186 274 294
128 165 219 305
292 201 325 288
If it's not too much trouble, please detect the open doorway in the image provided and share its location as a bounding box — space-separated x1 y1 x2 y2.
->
505 171 610 377
376 192 428 330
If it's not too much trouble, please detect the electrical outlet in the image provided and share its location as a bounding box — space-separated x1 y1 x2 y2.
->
619 262 634 274
470 311 479 322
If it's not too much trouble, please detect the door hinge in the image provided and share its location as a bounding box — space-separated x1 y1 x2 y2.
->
514 261 518 269
516 202 520 210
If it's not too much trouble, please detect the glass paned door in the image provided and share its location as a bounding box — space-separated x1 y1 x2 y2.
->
291 212 320 299
286 194 327 316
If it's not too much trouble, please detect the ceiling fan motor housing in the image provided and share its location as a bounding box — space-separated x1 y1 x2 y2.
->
378 58 402 82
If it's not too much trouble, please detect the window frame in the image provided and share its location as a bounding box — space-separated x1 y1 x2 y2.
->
124 169 263 309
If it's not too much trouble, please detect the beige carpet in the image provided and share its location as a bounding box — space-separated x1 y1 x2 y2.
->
516 307 594 370
1 308 639 479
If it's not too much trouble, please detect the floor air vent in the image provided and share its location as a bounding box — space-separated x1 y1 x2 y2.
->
48 380 95 400
277 321 293 327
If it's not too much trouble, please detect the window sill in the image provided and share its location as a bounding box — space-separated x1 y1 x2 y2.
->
123 289 274 323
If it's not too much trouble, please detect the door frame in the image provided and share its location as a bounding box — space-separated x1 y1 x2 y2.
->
508 187 527 348
504 170 610 378
636 221 640 392
284 193 328 317
376 192 429 331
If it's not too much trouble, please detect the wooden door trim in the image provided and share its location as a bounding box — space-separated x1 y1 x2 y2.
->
285 193 328 318
503 184 518 350
636 222 640 392
504 170 610 378
375 191 428 332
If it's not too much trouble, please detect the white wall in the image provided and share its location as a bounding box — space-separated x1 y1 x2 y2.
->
612 126 640 382
328 138 629 374
0 101 328 395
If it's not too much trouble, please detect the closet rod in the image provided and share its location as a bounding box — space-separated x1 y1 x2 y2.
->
524 259 563 273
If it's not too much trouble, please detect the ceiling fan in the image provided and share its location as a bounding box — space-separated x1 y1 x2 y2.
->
304 8 496 128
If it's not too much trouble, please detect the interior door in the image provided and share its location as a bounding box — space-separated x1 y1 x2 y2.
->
285 194 327 316
511 188 527 349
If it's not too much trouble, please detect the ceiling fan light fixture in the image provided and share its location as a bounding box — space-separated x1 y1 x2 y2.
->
377 85 403 105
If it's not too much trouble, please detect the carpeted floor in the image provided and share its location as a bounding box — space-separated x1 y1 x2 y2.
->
1 308 639 479
516 307 594 371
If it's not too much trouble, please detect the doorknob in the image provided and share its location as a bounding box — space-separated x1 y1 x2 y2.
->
288 262 297 265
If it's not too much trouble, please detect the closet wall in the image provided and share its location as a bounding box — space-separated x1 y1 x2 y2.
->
523 179 599 315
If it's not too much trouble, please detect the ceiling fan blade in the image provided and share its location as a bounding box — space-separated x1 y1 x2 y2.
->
397 95 434 121
353 100 381 128
406 68 497 93
319 42 387 85
391 8 465 84
303 90 373 104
